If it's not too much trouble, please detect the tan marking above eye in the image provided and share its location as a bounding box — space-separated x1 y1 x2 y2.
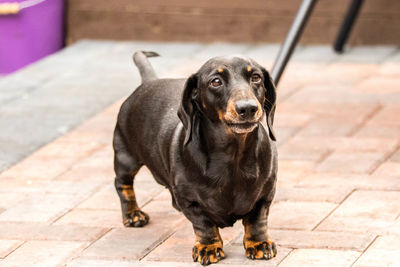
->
217 68 224 73
247 66 252 72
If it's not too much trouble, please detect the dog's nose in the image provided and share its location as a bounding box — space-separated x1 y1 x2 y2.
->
235 100 258 119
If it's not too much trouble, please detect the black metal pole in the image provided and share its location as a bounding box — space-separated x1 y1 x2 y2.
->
333 0 364 53
271 0 318 86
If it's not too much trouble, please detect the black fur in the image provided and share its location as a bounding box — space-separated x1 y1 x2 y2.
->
113 52 278 264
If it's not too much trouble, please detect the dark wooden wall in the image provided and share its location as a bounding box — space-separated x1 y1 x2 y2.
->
66 0 400 45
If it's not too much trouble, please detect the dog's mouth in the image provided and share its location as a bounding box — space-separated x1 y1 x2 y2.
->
226 121 259 134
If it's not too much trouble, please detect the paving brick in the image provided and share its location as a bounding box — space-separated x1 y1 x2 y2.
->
280 63 334 93
390 148 400 162
366 105 400 126
274 186 352 204
0 222 43 240
1 240 86 266
278 137 331 162
54 162 114 182
54 209 123 228
354 125 400 138
71 146 114 169
278 248 360 267
0 155 77 181
0 192 25 209
277 102 379 119
33 225 109 242
215 244 291 266
0 239 23 259
384 219 400 236
77 185 121 210
276 75 305 102
275 126 299 147
353 235 400 267
278 160 316 177
67 258 139 267
296 119 356 137
288 81 388 105
0 222 107 242
274 160 316 189
274 113 312 128
269 201 337 230
316 190 400 234
0 193 86 223
70 114 116 140
297 63 376 87
0 177 102 198
268 230 375 252
316 152 384 174
286 136 398 154
373 161 400 177
31 138 103 159
295 172 400 191
80 214 184 261
0 177 50 193
354 77 400 95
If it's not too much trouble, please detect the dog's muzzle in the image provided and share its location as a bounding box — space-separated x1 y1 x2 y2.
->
227 121 259 134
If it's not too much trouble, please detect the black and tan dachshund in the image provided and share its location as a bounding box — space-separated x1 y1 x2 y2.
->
113 51 278 265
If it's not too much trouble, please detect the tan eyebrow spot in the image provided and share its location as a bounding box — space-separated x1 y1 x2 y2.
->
247 66 252 72
217 68 224 73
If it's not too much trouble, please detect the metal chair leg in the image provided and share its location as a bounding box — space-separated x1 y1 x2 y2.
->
333 0 364 53
271 0 318 86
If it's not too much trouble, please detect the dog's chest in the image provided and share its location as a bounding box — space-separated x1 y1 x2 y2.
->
204 168 266 216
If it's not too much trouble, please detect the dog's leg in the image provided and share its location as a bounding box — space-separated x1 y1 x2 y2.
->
242 199 277 260
182 205 225 265
114 129 149 227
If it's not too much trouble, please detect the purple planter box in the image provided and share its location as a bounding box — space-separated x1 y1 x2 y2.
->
0 0 64 74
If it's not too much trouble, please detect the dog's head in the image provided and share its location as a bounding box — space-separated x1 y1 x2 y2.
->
178 56 276 145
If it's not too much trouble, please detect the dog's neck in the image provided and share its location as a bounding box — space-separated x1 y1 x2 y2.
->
200 117 258 158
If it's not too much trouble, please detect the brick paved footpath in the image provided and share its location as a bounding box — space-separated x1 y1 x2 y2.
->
0 41 400 266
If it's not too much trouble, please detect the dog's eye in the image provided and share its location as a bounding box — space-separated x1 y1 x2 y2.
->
251 74 262 84
210 78 222 88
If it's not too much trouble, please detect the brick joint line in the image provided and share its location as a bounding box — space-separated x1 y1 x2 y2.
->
347 104 383 137
276 248 295 266
349 235 380 267
311 188 357 231
64 227 113 265
1 240 26 260
368 140 400 175
139 218 186 261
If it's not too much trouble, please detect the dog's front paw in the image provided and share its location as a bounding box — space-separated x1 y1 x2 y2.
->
123 210 149 227
244 240 277 260
192 241 225 265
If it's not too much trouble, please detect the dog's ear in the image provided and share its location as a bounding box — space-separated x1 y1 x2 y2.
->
261 68 277 141
178 74 198 146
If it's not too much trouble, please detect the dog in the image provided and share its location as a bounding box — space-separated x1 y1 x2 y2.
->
113 51 278 265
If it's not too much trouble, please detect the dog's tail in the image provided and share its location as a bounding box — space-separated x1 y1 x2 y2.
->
133 51 160 83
